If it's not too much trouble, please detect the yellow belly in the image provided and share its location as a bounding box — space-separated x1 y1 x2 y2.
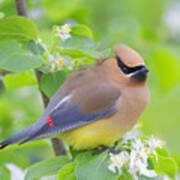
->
60 116 126 150
60 87 150 150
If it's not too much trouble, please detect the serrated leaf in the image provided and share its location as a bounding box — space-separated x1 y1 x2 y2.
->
0 164 11 180
24 156 70 180
0 16 39 42
71 24 93 39
57 162 76 180
40 71 68 98
3 70 37 90
75 152 119 180
0 40 43 72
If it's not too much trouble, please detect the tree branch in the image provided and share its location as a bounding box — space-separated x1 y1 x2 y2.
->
15 0 28 17
14 0 66 156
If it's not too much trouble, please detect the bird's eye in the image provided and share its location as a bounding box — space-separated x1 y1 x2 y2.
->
122 66 128 73
116 56 129 74
116 56 144 75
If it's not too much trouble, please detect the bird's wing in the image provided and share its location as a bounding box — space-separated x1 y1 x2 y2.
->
20 83 121 144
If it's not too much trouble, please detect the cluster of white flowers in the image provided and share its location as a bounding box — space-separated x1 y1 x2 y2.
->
47 52 74 71
54 24 71 41
36 24 74 71
108 127 165 180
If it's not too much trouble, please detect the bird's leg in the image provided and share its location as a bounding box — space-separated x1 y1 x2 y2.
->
108 147 121 154
109 141 122 154
92 145 109 155
92 141 121 155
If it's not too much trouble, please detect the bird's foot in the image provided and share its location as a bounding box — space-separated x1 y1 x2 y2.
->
108 147 121 154
92 145 108 155
92 141 121 155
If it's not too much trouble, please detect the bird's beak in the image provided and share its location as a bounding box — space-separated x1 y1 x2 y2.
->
131 66 149 81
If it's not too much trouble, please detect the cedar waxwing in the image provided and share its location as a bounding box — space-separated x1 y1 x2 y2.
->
0 44 150 150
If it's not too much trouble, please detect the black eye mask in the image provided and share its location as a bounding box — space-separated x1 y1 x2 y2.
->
116 56 145 75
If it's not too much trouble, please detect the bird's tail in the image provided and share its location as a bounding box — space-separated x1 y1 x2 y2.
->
0 124 35 149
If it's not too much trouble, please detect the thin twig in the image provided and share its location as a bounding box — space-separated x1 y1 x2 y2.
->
14 0 66 156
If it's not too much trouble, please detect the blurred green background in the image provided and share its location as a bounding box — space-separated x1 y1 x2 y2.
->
0 0 180 171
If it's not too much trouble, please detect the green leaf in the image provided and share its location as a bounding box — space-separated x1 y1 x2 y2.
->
153 154 178 178
3 70 37 90
0 16 39 42
156 147 169 157
0 165 10 180
0 40 43 72
27 40 45 55
61 36 96 51
0 141 50 169
40 71 68 98
58 48 91 58
43 0 83 21
71 25 93 39
24 156 70 180
57 162 76 180
60 36 111 59
75 152 119 180
86 48 112 59
118 168 133 180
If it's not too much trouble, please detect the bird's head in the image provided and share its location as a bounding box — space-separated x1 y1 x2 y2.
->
100 44 149 86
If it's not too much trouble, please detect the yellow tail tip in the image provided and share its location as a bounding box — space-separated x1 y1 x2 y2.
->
0 144 4 149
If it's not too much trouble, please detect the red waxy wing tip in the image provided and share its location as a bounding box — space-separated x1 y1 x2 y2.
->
46 116 52 123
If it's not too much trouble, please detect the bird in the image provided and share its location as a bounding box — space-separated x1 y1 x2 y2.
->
0 44 150 151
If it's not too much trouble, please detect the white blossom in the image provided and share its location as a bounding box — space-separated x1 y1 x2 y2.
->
131 139 145 151
108 151 129 175
47 52 74 71
108 131 164 180
122 125 143 144
161 175 172 180
6 164 26 180
129 158 157 179
64 58 74 70
148 136 165 151
55 24 71 41
146 136 165 161
128 148 157 179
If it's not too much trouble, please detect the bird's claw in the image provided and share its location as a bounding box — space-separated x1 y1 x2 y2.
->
92 141 121 155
